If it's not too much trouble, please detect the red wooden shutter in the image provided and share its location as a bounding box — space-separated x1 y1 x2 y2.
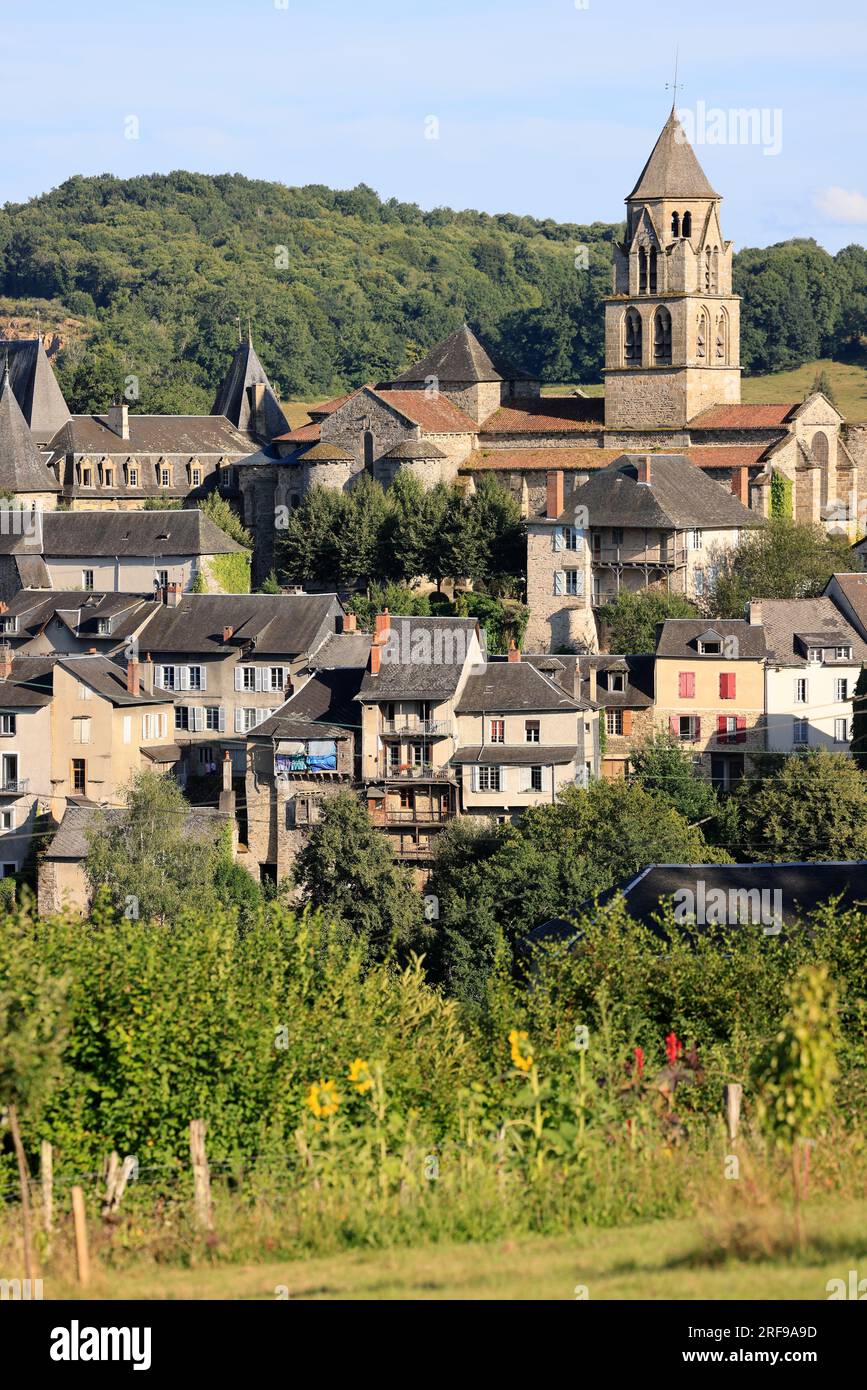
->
736 715 746 743
720 672 736 699
679 671 695 698
669 716 680 737
717 715 727 742
622 709 633 737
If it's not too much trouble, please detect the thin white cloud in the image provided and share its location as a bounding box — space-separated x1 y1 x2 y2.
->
815 186 867 224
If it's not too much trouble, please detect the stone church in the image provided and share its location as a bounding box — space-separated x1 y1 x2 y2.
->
237 104 867 586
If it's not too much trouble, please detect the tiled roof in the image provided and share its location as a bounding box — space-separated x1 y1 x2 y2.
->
655 618 766 660
375 390 479 433
685 445 772 470
627 107 718 201
451 744 578 766
137 593 340 657
308 392 356 419
456 661 586 713
480 397 605 434
688 404 798 429
276 421 321 444
469 447 615 471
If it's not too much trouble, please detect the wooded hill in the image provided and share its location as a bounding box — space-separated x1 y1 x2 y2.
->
0 172 864 414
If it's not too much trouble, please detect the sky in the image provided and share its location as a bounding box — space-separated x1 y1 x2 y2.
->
3 0 866 253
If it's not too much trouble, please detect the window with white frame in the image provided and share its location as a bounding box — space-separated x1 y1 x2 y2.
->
835 677 849 701
82 569 94 590
807 648 822 663
609 673 626 693
490 719 505 744
0 714 15 736
793 717 809 745
78 682 92 701
475 765 502 793
159 665 176 690
525 720 540 744
835 717 850 743
565 571 582 596
128 466 139 487
142 712 168 739
606 709 623 735
235 707 274 733
529 765 543 792
205 706 225 731
160 467 172 488
836 646 852 661
794 678 808 704
176 706 206 732
0 809 12 830
122 716 131 744
72 716 91 744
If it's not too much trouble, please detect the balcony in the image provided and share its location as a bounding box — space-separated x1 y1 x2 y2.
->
380 718 452 737
0 778 28 795
373 809 451 825
592 544 686 568
392 842 436 860
379 762 455 782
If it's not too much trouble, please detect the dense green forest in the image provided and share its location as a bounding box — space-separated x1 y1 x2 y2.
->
0 172 864 412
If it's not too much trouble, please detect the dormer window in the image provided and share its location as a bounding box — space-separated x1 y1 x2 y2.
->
698 640 721 655
160 466 172 488
0 616 18 634
191 466 202 487
609 672 626 693
807 647 822 663
836 646 852 661
104 467 114 487
81 466 93 487
96 618 112 635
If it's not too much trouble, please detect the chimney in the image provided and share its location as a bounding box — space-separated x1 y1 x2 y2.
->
223 625 235 644
126 658 140 697
588 663 597 703
219 749 235 816
635 455 651 485
374 608 391 642
143 652 154 695
0 644 12 681
748 601 763 627
370 642 381 676
0 601 8 615
507 640 521 663
165 580 182 608
107 402 130 440
250 382 266 438
340 612 357 634
731 465 750 506
546 469 565 519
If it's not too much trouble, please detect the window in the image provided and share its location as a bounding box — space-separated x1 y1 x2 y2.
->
0 616 17 633
835 718 850 744
363 431 375 471
205 706 224 731
477 766 502 793
411 743 424 768
191 468 202 487
490 720 505 744
698 638 720 655
793 718 809 746
836 646 852 661
609 673 626 693
71 758 86 794
697 309 709 361
671 211 680 238
525 720 540 744
160 665 176 690
270 667 286 692
142 713 168 739
611 527 624 545
682 211 692 237
399 789 413 810
530 766 543 792
81 467 93 487
1 862 16 877
96 618 112 635
807 647 822 663
242 668 256 691
836 678 849 701
719 672 736 700
565 571 582 596
175 707 191 731
653 307 672 364
676 715 699 742
638 247 647 293
160 467 172 488
678 671 696 699
72 717 91 744
387 744 400 774
157 570 169 591
794 678 808 704
123 715 131 744
689 529 703 550
648 247 658 293
128 467 139 487
104 468 114 487
188 666 203 691
718 715 738 744
0 714 15 736
606 709 623 735
82 569 94 590
78 682 92 701
0 810 12 830
624 308 642 365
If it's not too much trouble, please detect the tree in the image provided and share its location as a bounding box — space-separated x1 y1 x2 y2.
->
851 665 867 769
463 476 524 587
276 485 344 586
258 570 282 594
420 484 472 592
735 749 867 861
85 771 231 925
629 731 720 825
597 589 698 654
335 475 389 592
377 470 425 584
707 519 858 618
293 791 426 962
198 493 252 547
811 369 838 408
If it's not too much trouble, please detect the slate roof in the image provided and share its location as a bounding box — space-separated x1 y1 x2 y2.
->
550 454 762 529
309 631 373 668
211 338 288 438
300 441 356 462
655 618 766 660
627 107 718 201
451 744 578 766
384 439 447 460
392 325 533 386
3 590 158 644
251 667 366 740
760 599 867 666
827 573 867 633
0 367 63 493
574 653 655 708
47 414 253 460
44 802 226 861
0 508 244 558
456 661 587 713
599 862 867 935
58 653 168 705
480 397 605 435
1 339 71 441
136 593 339 657
0 654 54 707
358 616 479 701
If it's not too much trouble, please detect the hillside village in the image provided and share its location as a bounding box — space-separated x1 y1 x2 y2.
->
0 106 865 915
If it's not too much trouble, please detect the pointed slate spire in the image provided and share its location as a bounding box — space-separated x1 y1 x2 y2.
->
211 334 288 439
392 324 532 385
0 364 62 494
1 337 71 443
627 107 718 201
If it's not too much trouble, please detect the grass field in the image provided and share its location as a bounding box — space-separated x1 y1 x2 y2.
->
34 1198 867 1301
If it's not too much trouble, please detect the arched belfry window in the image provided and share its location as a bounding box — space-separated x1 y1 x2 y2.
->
682 211 692 238
813 431 831 509
671 211 680 238
697 309 709 361
363 430 375 471
654 307 672 365
649 247 658 293
624 309 642 366
638 247 647 293
711 247 720 293
715 308 728 362
704 248 712 292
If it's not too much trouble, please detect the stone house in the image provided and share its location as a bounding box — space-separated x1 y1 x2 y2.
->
524 454 761 652
0 650 54 878
0 590 160 657
451 645 598 819
653 618 767 788
574 654 656 778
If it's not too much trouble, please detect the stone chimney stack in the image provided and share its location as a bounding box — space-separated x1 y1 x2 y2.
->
107 402 130 440
588 663 597 703
250 383 267 439
0 644 12 681
126 657 140 697
143 652 154 695
636 455 652 485
219 749 236 816
223 625 235 644
507 640 521 663
165 580 182 608
373 608 391 642
731 465 750 506
748 601 763 626
340 612 357 634
546 470 565 519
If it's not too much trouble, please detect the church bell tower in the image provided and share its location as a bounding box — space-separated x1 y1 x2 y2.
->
603 107 741 437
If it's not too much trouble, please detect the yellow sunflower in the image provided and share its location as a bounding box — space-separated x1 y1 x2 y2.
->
348 1058 373 1094
306 1078 340 1118
509 1029 533 1072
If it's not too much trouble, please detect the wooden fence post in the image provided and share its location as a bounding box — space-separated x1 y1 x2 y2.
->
7 1104 34 1282
724 1083 743 1142
102 1153 137 1220
71 1186 90 1289
40 1140 54 1235
189 1119 212 1229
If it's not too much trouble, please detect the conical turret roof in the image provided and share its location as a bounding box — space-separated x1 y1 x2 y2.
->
627 107 718 201
0 364 62 493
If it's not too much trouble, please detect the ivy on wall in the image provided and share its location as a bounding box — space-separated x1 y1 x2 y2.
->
770 470 793 519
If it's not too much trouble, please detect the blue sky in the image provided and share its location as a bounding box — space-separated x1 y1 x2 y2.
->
4 0 866 252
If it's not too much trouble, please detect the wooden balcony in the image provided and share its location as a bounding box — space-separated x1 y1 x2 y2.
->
380 717 452 737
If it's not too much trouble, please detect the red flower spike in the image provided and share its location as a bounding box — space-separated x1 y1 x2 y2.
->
665 1032 683 1066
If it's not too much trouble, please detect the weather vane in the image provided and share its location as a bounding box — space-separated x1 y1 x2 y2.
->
666 47 684 106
